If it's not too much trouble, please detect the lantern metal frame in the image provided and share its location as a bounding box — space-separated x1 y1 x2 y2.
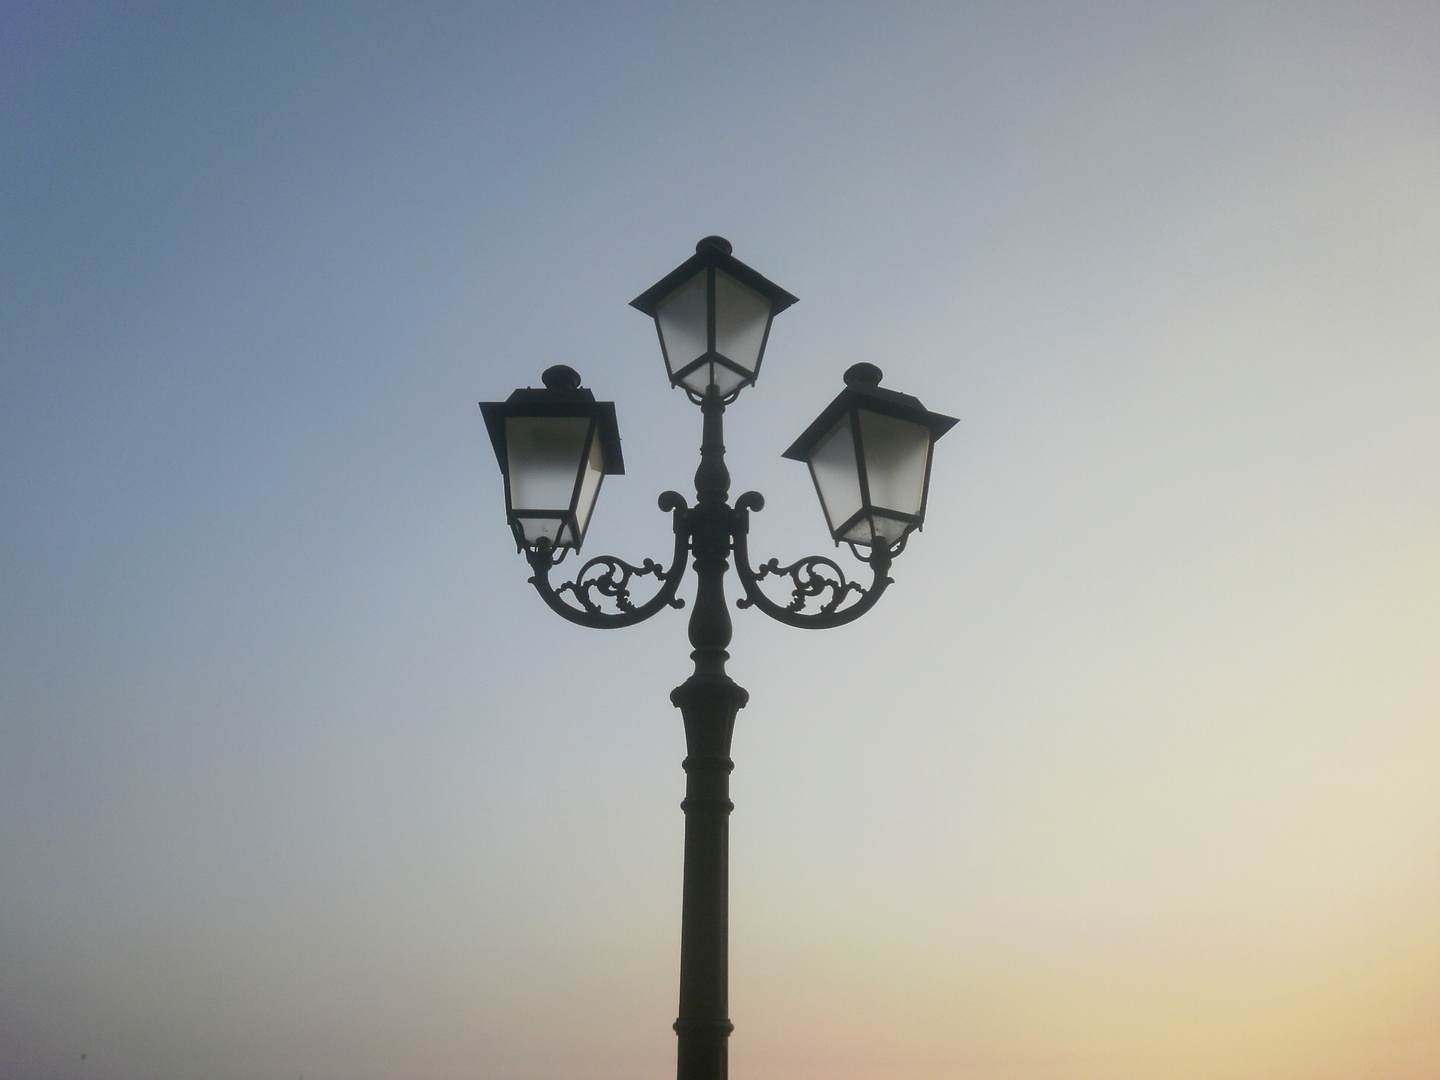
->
630 235 799 404
782 361 958 557
479 239 956 1080
479 364 624 555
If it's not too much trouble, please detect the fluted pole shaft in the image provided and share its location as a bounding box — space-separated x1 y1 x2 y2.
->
671 388 746 1080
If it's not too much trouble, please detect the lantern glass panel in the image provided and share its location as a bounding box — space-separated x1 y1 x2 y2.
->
572 430 606 539
505 414 589 513
656 271 708 374
843 512 912 548
857 409 931 516
713 269 770 372
521 516 565 546
808 413 863 536
679 359 748 398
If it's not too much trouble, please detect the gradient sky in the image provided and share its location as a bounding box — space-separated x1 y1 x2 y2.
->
3 4 1438 1079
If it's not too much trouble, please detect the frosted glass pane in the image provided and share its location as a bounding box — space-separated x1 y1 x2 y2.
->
858 410 929 516
657 271 708 372
573 433 605 538
679 365 709 395
506 416 588 511
808 414 862 535
713 363 748 395
520 517 564 544
870 513 911 546
713 270 769 373
678 359 748 397
842 513 910 548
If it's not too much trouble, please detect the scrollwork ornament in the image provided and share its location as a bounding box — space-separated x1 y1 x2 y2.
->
747 555 867 615
731 492 895 630
557 555 672 615
520 493 691 630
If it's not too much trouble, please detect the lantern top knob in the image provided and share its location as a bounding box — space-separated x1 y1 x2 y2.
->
844 362 883 387
695 235 733 255
541 364 582 390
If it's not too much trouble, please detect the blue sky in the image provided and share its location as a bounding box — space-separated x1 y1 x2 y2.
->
3 4 1438 1079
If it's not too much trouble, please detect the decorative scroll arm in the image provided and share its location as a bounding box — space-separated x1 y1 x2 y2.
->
524 491 690 629
731 491 894 629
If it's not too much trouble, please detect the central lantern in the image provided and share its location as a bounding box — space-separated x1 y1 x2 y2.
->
630 235 798 401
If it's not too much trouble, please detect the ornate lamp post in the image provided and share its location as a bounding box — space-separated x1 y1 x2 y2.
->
480 237 956 1080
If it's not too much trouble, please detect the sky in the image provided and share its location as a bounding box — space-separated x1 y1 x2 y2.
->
2 3 1438 1079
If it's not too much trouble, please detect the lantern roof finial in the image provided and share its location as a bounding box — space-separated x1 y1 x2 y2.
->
844 363 883 387
542 365 582 390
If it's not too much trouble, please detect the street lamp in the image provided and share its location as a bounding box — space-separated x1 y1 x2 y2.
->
480 237 957 1080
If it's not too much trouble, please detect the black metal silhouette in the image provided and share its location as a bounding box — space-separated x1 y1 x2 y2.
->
484 238 953 1080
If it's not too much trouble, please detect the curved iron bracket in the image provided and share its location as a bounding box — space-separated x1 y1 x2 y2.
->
525 491 690 629
731 491 894 629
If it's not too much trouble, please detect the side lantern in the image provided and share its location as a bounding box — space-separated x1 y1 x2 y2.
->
784 363 957 553
480 365 624 555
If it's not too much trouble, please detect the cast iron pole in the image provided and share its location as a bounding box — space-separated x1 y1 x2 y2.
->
670 387 746 1080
